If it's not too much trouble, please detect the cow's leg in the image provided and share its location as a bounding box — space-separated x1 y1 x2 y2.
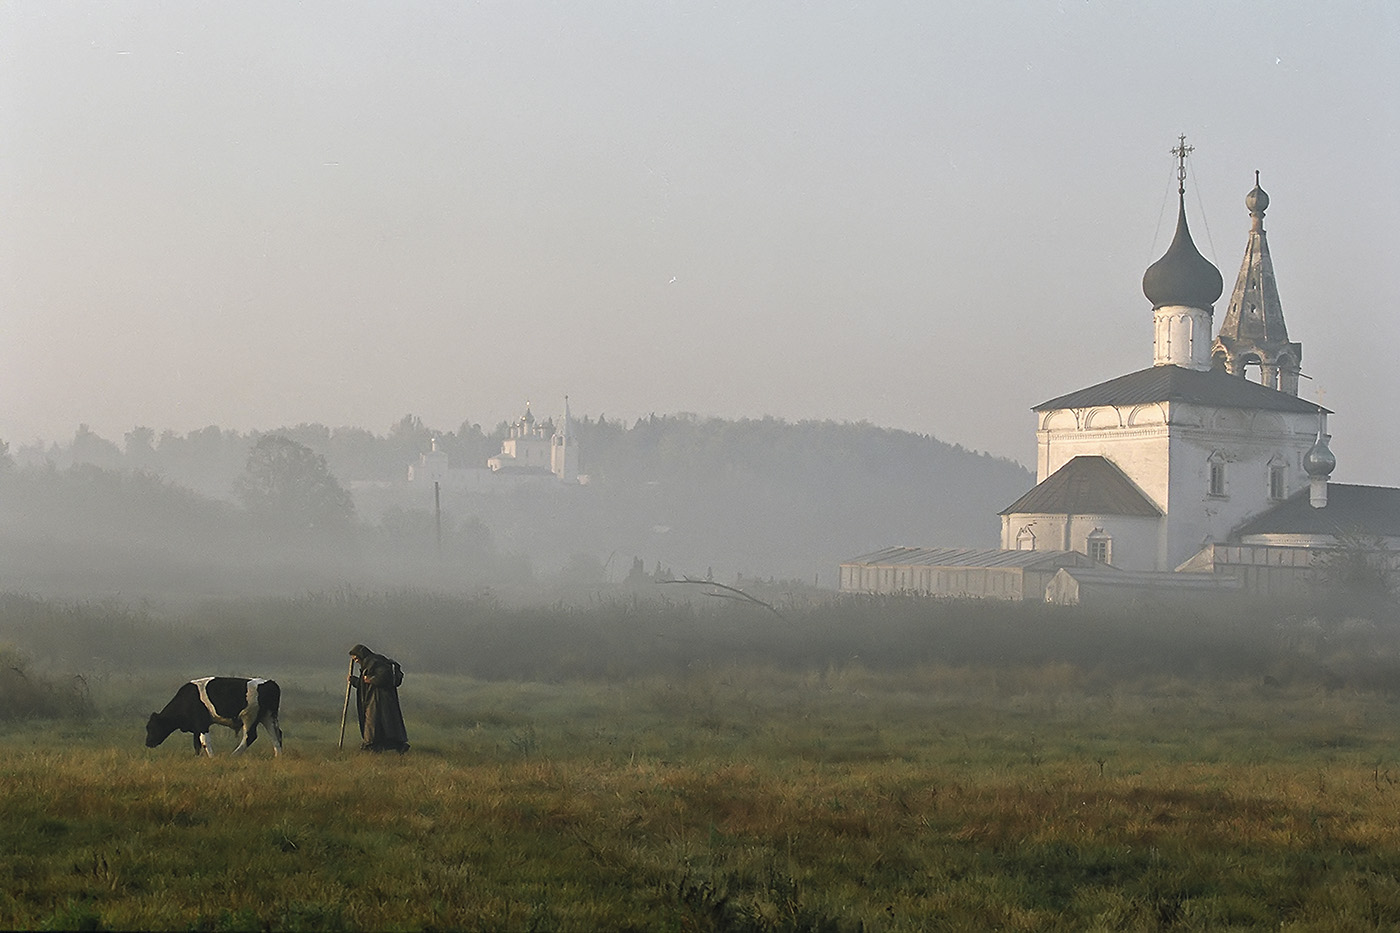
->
191 732 202 755
198 732 214 757
264 712 283 757
230 698 262 756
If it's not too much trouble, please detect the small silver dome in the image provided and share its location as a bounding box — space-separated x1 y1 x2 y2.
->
1245 171 1269 217
1304 433 1336 478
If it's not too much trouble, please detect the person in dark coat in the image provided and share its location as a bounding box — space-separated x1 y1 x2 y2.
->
348 644 410 752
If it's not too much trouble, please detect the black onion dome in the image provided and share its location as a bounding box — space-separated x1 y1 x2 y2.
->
1142 196 1224 310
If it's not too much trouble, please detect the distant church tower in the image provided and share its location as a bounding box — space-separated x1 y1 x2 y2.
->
1211 173 1304 394
550 395 580 483
1144 136 1224 370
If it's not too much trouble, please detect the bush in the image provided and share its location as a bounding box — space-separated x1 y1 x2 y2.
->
0 645 95 721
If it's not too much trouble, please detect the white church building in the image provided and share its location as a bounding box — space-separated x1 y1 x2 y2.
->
486 399 581 481
407 398 585 493
844 142 1400 600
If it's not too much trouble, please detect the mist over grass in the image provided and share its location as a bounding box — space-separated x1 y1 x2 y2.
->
3 588 1396 694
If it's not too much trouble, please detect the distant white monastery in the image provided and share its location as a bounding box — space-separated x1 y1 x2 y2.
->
843 141 1400 602
486 398 580 482
408 398 585 492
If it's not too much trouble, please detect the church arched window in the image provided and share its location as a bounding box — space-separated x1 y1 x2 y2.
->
1268 455 1287 500
1086 529 1111 564
1208 451 1227 498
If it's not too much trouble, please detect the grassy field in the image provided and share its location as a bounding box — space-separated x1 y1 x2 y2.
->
4 591 1400 930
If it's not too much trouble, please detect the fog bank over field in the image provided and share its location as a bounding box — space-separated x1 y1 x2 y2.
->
0 414 1030 603
2 587 1395 696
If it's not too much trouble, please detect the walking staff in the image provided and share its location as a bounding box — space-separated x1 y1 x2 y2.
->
338 655 356 749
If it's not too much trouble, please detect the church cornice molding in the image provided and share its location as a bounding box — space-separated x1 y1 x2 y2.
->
1040 424 1305 449
1041 400 1316 433
1037 425 1173 443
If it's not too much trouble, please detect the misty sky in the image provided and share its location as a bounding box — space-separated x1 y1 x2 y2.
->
3 2 1397 482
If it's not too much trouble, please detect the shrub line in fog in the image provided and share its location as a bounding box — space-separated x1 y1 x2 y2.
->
3 589 1396 696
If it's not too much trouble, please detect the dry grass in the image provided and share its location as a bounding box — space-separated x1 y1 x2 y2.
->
5 589 1400 929
5 663 1400 931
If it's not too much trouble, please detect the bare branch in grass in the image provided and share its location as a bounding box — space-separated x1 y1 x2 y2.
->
657 578 787 621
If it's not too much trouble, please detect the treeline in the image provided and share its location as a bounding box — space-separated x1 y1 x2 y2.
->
0 457 522 600
1 413 1033 596
9 412 1025 501
8 415 505 500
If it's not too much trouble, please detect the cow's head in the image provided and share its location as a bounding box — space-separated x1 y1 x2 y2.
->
145 712 177 747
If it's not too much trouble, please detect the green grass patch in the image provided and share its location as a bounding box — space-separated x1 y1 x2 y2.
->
5 590 1400 929
5 667 1400 930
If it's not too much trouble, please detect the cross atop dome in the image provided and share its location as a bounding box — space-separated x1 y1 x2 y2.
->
1143 137 1223 370
1172 134 1194 195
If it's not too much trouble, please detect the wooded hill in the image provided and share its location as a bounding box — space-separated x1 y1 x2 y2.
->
1 415 1032 599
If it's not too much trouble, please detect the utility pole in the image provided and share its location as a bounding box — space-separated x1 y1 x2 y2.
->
433 480 442 559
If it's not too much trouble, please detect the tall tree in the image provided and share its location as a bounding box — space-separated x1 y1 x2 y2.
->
124 426 157 470
70 424 123 469
234 435 356 537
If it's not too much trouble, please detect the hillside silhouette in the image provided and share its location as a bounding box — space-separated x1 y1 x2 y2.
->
2 415 1032 598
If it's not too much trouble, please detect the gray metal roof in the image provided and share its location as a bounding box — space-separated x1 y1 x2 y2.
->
1232 484 1400 539
1033 364 1326 415
841 546 1089 570
1051 567 1240 591
999 456 1162 518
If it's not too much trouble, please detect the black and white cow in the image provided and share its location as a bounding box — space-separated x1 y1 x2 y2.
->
145 677 282 757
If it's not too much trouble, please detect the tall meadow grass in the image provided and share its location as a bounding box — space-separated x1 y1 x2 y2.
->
3 589 1400 929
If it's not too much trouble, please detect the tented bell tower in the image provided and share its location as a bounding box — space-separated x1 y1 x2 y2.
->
1211 172 1303 394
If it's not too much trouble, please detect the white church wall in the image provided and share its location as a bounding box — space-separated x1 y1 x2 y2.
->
1003 513 1068 551
1002 512 1159 571
1126 403 1168 428
407 449 450 484
493 434 552 470
1036 400 1321 571
1036 415 1171 510
1067 514 1159 571
550 432 579 483
1162 405 1320 569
